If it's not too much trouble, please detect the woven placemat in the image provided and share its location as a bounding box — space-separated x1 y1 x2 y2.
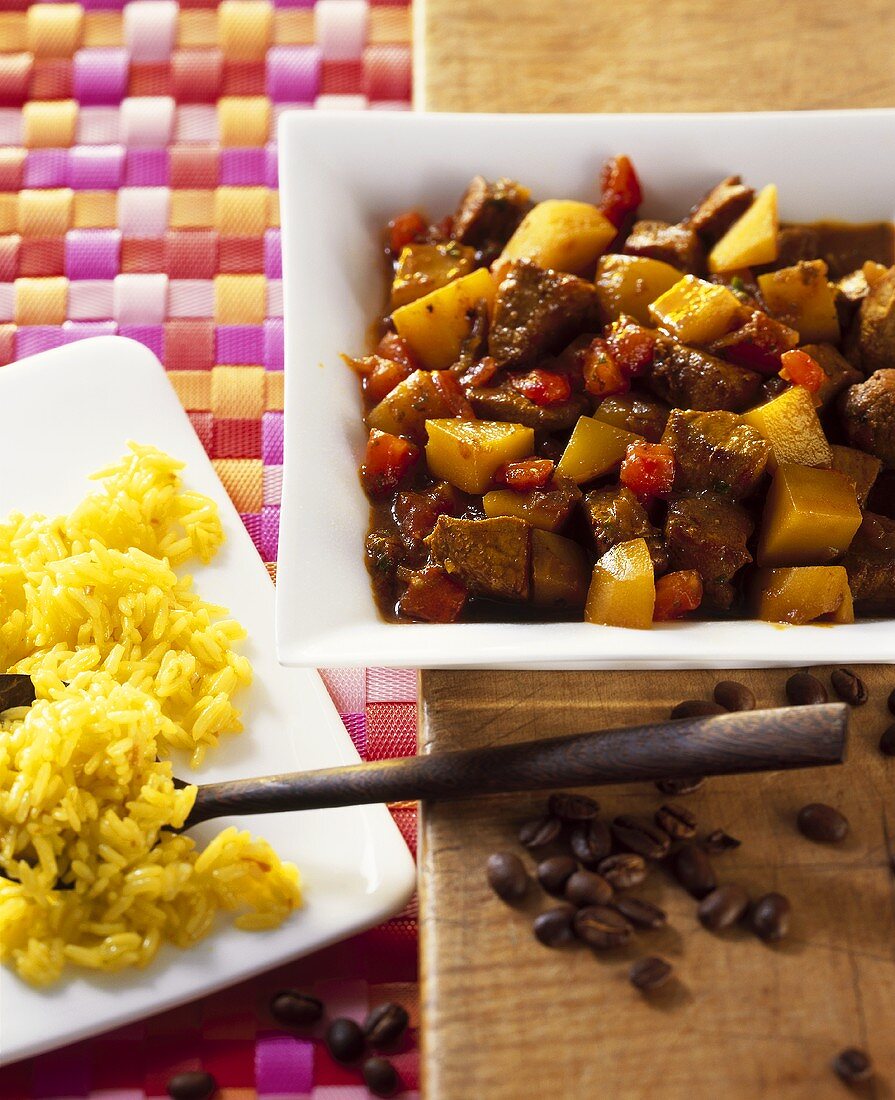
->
0 3 419 1096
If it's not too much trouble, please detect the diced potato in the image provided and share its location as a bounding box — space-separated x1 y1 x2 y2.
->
584 538 655 628
425 418 534 494
708 184 778 273
757 464 862 567
830 444 882 507
648 275 746 346
757 260 840 343
752 566 854 624
594 255 683 325
555 416 641 485
392 267 496 370
742 385 832 471
390 241 477 309
483 480 580 532
367 370 461 439
494 200 616 279
531 530 590 609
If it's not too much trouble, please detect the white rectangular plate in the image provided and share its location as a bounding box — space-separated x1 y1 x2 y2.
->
0 336 415 1066
277 109 895 669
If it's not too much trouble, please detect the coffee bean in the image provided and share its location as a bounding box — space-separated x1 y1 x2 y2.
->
673 843 717 899
533 904 576 947
671 700 726 719
830 668 868 707
611 814 671 860
797 802 849 843
598 853 648 889
832 1048 873 1085
702 829 741 854
326 1018 365 1063
697 884 750 930
537 855 578 897
629 956 673 992
269 990 323 1028
655 802 697 840
363 1003 409 1049
486 852 529 902
749 892 791 943
612 895 667 929
167 1072 217 1100
569 818 613 867
889 687 895 716
548 791 599 823
518 815 561 850
573 905 633 949
713 680 756 712
363 1057 400 1097
879 724 895 757
655 776 705 796
785 672 827 706
565 869 613 908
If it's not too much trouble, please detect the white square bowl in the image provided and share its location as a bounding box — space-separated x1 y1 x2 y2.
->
277 109 895 669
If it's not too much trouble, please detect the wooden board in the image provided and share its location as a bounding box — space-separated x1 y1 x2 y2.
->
419 668 895 1099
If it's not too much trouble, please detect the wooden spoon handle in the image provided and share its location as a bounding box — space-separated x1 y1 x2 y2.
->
183 704 847 828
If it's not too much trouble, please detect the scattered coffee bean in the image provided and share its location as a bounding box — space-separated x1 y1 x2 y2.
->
749 892 791 943
878 724 895 757
326 1018 366 1063
611 814 671 860
713 680 756 712
167 1072 217 1100
785 672 827 706
573 905 633 949
598 853 648 889
673 843 717 899
655 776 705 796
533 904 576 947
486 852 529 902
269 990 324 1028
629 956 673 992
612 895 667 930
832 1048 873 1085
565 869 613 908
797 802 849 843
537 855 578 896
888 687 895 716
697 884 750 931
363 1002 409 1049
363 1057 400 1097
702 829 741 854
655 802 697 840
548 791 599 823
671 700 726 719
569 818 613 867
830 668 868 707
518 815 561 850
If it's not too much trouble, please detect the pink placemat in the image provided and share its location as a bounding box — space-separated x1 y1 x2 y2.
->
0 3 420 1096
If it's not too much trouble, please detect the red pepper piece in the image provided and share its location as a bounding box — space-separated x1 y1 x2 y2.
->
388 210 427 255
398 566 467 622
578 338 629 399
360 429 419 498
779 348 827 394
362 356 412 404
598 155 643 228
654 570 704 621
620 441 675 499
376 332 420 372
606 319 656 376
509 368 572 407
493 458 555 492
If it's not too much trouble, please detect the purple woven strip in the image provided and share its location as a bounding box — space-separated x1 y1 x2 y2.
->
261 411 284 464
255 1032 315 1095
221 148 267 186
264 229 282 279
216 324 264 364
263 318 284 370
63 320 119 342
267 46 323 103
68 144 125 190
74 48 130 106
241 512 264 556
265 143 279 188
23 149 68 188
260 505 279 560
124 148 170 187
341 712 367 755
15 327 66 358
65 229 122 280
118 324 164 358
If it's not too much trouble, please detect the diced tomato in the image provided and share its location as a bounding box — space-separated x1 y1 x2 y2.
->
711 310 798 373
394 483 460 545
493 458 555 493
606 319 656 376
461 354 500 389
620 441 675 499
360 429 420 497
653 570 704 621
388 210 427 254
426 214 455 243
509 368 572 408
398 566 467 622
779 349 827 394
431 369 475 417
598 155 643 228
578 338 629 399
362 356 412 404
376 332 420 372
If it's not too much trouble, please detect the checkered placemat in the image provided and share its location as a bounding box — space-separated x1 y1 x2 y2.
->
0 3 420 1096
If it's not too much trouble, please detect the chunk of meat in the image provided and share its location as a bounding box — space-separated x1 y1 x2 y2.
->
622 219 705 274
661 409 770 499
594 392 670 443
686 176 754 244
648 337 763 412
842 513 895 610
427 515 531 601
582 486 668 573
772 225 821 268
470 383 588 431
665 494 754 610
848 266 895 376
800 342 861 408
488 260 601 367
841 369 895 468
452 176 531 252
398 566 467 622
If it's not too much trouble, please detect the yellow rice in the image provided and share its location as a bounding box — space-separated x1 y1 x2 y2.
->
0 444 301 986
